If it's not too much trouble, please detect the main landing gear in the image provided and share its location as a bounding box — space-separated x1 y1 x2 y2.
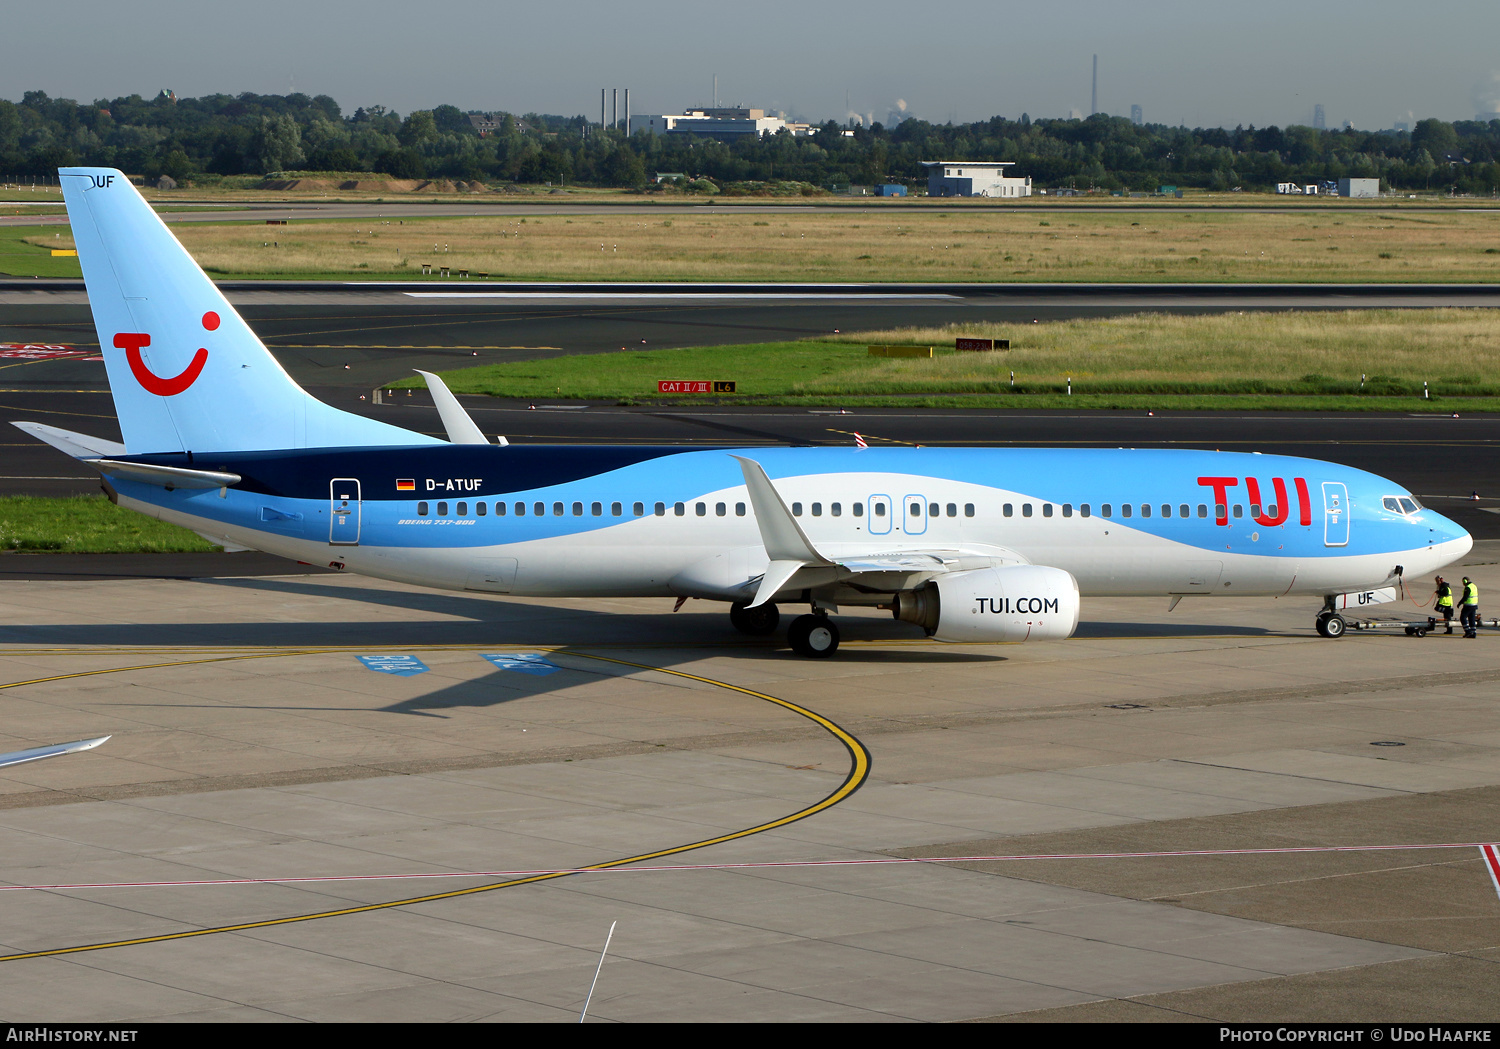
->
729 601 781 636
730 601 840 657
1315 610 1347 638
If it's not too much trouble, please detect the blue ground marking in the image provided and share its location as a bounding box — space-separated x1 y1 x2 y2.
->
481 653 560 675
357 654 430 677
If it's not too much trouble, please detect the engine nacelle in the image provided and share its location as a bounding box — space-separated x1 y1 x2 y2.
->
892 565 1080 643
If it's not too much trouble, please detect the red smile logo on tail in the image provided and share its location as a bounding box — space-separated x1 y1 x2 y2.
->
113 312 217 396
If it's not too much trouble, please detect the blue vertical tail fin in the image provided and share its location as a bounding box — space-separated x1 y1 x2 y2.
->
59 167 438 454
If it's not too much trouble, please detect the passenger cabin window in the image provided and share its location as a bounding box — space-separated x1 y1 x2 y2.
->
1080 504 1090 518
1003 503 1014 518
1042 504 1053 518
495 502 506 516
909 503 921 518
1232 504 1244 518
964 503 975 518
1215 503 1226 519
1121 504 1132 518
853 504 864 517
534 502 545 516
1161 505 1171 518
1102 504 1113 518
517 502 528 516
928 502 940 517
552 502 563 516
477 502 487 516
1139 504 1149 518
695 502 706 516
946 503 957 517
715 502 726 517
438 502 449 516
457 502 467 516
1179 504 1189 518
418 501 429 516
634 502 645 516
1022 504 1033 518
572 502 584 516
792 502 803 516
873 503 885 517
831 503 842 517
1198 504 1208 518
611 502 622 516
736 502 746 516
1062 504 1072 517
813 503 823 517
674 502 685 516
592 502 603 516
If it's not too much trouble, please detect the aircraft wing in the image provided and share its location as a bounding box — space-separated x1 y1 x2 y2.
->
0 735 111 770
732 456 1025 606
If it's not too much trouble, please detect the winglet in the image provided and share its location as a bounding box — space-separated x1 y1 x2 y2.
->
732 455 831 565
415 370 491 445
732 455 834 607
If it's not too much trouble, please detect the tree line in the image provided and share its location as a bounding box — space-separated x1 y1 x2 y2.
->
4 89 1500 194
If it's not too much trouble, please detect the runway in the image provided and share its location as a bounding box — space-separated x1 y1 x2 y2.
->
0 549 1497 1020
2 284 1498 537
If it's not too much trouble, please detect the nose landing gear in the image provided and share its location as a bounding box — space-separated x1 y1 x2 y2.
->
1315 610 1347 638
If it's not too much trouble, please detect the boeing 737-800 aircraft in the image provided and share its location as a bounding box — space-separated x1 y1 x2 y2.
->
16 168 1473 657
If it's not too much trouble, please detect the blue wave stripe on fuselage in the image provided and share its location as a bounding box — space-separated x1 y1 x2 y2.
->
115 445 1457 559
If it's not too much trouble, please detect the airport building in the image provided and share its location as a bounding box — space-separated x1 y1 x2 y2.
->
922 161 1032 198
629 107 817 139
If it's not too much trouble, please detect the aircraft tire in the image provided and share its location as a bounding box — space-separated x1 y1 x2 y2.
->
788 614 840 658
1320 613 1347 639
730 601 780 636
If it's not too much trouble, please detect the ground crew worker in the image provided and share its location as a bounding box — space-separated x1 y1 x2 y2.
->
1434 576 1455 634
1461 576 1480 638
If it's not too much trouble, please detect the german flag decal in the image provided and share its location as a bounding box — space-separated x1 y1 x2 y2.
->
396 479 416 491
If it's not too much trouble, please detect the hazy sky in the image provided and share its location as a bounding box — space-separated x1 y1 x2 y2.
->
8 0 1499 130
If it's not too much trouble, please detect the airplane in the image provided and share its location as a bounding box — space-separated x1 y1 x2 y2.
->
14 168 1474 658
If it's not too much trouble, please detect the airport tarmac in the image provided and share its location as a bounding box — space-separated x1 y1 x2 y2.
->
0 545 1496 1022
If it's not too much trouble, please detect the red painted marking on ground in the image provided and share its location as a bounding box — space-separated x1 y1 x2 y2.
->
1481 844 1500 901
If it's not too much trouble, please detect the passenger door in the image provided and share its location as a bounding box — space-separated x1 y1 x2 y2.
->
329 478 361 545
1322 482 1349 547
868 494 892 535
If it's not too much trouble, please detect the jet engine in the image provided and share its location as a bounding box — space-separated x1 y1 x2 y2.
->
891 565 1080 643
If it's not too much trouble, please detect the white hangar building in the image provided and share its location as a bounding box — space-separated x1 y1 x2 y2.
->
923 161 1032 198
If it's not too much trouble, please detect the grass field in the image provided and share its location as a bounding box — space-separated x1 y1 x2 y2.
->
0 224 82 278
13 206 1500 282
409 308 1500 410
0 495 218 553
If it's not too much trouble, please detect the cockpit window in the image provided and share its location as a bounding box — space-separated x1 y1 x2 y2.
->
1383 497 1402 513
1399 497 1421 514
1383 495 1423 516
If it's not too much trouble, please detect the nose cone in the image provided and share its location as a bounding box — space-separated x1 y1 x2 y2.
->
1422 508 1472 565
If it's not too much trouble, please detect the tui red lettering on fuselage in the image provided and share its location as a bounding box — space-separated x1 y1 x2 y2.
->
1197 476 1311 526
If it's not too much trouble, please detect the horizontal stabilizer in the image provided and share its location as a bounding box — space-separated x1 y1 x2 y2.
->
0 735 110 770
89 459 240 490
11 421 126 459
